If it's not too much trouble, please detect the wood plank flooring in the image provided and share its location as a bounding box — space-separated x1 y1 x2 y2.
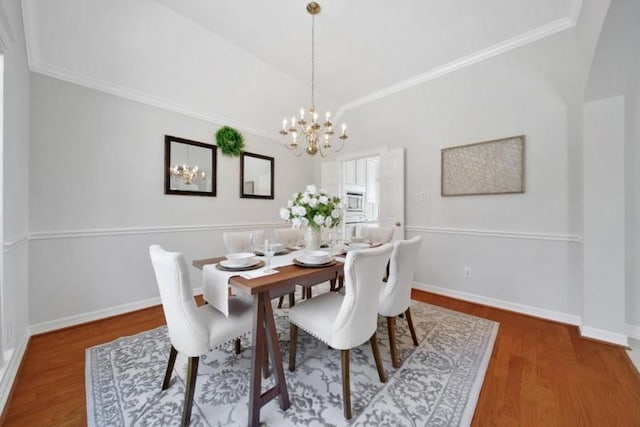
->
2 290 639 426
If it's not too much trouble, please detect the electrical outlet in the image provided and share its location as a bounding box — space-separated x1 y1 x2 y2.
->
464 267 471 278
419 191 430 200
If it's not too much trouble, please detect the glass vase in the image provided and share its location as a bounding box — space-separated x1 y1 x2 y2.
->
302 226 322 251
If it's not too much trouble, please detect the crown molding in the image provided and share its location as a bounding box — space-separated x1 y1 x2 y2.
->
334 0 583 121
21 0 583 133
30 60 278 141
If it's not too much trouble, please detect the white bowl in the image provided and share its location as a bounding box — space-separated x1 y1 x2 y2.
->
299 250 331 264
225 252 255 267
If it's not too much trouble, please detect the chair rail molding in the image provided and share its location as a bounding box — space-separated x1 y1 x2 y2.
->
28 222 285 241
406 225 583 243
3 234 29 252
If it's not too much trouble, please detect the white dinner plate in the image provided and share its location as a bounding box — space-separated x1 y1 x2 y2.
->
219 258 261 269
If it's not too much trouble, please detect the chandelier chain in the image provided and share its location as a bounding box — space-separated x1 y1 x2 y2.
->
279 2 347 156
311 14 315 108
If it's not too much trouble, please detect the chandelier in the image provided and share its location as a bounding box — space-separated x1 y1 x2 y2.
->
170 163 205 186
279 2 347 157
170 146 206 186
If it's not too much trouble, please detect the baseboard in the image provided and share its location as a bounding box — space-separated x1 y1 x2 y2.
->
0 332 30 418
413 282 582 326
29 297 163 335
580 325 629 347
627 324 640 340
29 286 205 336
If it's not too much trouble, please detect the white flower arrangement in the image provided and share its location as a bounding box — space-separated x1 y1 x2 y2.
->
280 184 343 230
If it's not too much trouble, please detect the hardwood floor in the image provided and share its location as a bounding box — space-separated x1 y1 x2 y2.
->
2 290 639 426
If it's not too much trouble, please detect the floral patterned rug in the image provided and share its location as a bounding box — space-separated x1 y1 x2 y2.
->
86 299 498 426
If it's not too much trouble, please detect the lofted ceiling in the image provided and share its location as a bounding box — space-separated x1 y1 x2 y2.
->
22 0 581 140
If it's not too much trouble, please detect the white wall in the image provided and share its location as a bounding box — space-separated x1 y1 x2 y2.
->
627 86 640 330
28 74 314 328
582 96 626 344
0 0 31 410
582 0 640 338
314 1 608 326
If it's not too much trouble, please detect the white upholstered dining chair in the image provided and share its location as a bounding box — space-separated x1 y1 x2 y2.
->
361 226 394 244
273 228 302 247
149 245 253 427
378 236 422 368
288 244 393 419
223 230 264 253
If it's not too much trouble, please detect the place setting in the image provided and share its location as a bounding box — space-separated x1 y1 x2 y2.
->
293 249 337 268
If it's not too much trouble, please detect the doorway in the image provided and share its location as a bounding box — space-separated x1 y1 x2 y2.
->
320 147 405 241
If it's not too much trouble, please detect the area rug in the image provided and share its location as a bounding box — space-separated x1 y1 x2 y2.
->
86 299 498 426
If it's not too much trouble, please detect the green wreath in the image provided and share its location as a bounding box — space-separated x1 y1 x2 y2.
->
215 126 245 157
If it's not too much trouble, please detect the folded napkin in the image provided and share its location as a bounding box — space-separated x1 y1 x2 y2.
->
240 269 279 280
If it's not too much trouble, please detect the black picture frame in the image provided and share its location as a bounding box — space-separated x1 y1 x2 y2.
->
164 135 217 196
240 151 274 199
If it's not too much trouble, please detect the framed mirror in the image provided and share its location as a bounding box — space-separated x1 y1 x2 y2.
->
164 135 217 196
240 152 274 199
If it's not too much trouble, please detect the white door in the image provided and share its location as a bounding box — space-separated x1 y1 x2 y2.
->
320 161 341 196
379 148 405 240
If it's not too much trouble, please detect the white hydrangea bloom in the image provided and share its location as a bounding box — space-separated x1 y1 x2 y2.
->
287 199 293 208
280 208 290 220
301 195 311 205
306 184 318 195
292 205 306 217
308 198 318 208
331 208 342 219
318 196 328 205
292 217 302 228
324 216 333 227
313 214 325 226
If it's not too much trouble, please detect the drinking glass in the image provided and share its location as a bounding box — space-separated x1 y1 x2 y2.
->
250 231 262 254
264 240 276 273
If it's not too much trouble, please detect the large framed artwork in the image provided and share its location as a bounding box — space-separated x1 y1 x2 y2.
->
441 135 525 197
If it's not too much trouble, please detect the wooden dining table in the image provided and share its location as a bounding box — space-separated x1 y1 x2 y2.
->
193 253 344 427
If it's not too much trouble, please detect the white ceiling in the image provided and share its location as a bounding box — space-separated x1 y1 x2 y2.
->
22 0 581 139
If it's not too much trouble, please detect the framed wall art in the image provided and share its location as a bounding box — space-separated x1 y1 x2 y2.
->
164 135 217 196
441 135 524 197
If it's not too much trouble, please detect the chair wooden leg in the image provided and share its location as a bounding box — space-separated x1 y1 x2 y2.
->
387 316 400 369
234 338 241 355
289 323 298 371
288 292 295 308
341 349 352 420
277 295 285 308
162 345 178 390
370 333 386 383
182 356 199 427
405 308 419 346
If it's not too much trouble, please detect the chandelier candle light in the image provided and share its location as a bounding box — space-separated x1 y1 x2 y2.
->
279 2 347 157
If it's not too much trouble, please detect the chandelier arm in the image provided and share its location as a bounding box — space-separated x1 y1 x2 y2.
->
279 3 346 158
